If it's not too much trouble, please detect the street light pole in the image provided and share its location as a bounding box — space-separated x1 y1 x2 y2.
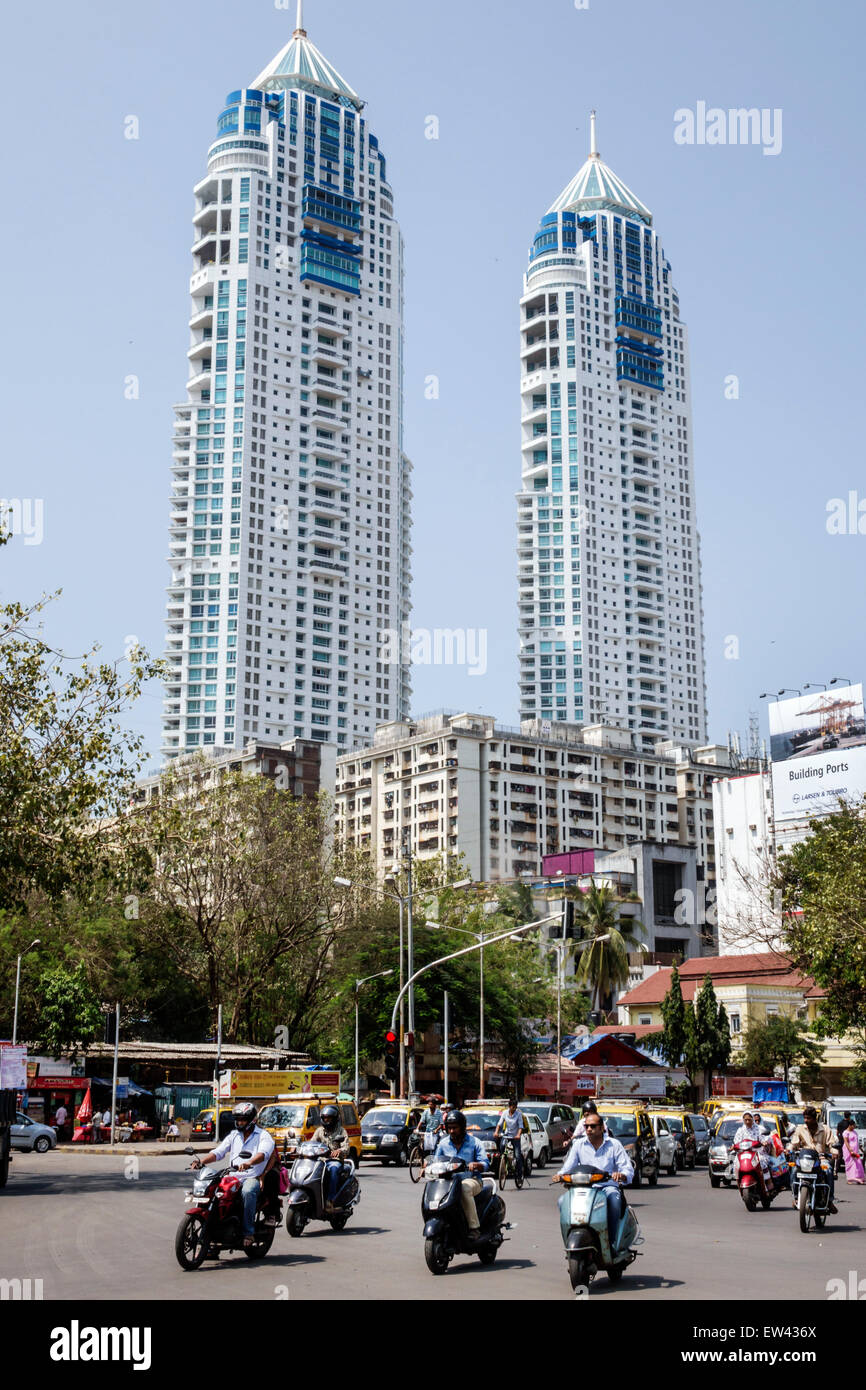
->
479 936 485 1099
12 939 40 1046
404 837 416 1099
353 969 394 1104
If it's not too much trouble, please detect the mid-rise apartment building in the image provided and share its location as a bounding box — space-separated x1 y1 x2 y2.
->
335 711 740 890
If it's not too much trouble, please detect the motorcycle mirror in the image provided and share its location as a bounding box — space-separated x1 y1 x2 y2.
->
238 1149 252 1159
183 1145 196 1155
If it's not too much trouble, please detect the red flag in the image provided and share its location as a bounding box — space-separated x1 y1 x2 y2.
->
76 1088 92 1123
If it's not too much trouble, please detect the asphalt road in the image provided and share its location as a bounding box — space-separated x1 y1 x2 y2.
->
4 1150 865 1301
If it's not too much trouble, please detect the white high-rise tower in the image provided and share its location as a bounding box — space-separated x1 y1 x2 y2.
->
162 3 412 761
517 115 707 750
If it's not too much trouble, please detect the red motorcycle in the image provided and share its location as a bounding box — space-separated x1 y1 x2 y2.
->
734 1138 778 1212
175 1144 283 1269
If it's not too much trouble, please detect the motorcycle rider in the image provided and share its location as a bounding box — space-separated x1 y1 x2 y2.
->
311 1104 351 1211
426 1109 489 1244
494 1098 525 1182
192 1101 274 1247
733 1110 776 1192
553 1112 634 1232
790 1105 839 1214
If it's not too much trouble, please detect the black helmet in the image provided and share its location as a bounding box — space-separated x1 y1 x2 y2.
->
320 1104 340 1132
232 1102 257 1129
581 1100 599 1116
445 1109 467 1136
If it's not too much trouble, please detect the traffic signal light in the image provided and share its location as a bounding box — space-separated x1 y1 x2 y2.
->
384 1030 398 1081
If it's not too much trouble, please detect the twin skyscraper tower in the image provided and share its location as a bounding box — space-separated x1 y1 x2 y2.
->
162 6 707 764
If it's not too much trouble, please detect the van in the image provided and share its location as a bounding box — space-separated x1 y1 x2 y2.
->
822 1098 866 1152
257 1094 361 1165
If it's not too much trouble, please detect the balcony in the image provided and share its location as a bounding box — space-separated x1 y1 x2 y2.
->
187 335 214 362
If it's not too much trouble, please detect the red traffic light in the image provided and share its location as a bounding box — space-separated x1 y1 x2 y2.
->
385 1030 397 1044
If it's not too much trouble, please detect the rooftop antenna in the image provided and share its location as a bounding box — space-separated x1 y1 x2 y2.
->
294 0 306 37
589 110 599 159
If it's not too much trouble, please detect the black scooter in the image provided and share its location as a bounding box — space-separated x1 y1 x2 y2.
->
285 1140 360 1235
421 1157 508 1274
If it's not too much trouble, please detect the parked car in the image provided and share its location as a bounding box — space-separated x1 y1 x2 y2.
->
359 1101 422 1165
686 1112 712 1165
11 1113 57 1154
822 733 839 749
597 1104 660 1188
652 1108 698 1170
519 1102 575 1157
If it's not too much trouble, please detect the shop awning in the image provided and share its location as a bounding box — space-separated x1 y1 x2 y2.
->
90 1077 153 1097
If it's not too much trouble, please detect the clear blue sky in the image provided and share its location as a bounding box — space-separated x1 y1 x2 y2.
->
2 0 863 772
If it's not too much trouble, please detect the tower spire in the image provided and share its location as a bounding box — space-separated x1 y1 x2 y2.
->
589 110 598 159
294 0 306 37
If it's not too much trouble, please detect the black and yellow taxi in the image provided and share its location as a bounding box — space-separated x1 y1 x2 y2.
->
596 1102 661 1188
190 1106 235 1144
258 1094 362 1165
360 1099 424 1165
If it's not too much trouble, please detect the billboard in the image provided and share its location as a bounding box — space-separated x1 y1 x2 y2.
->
769 684 866 821
595 1069 667 1099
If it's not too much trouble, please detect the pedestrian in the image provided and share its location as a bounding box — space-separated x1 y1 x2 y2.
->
166 1119 180 1142
54 1100 68 1139
842 1119 865 1185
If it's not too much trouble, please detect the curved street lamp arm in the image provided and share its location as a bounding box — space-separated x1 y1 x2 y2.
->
388 913 561 1033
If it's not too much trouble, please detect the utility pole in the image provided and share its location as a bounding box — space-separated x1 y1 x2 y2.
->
109 1003 120 1152
443 991 449 1103
403 832 416 1099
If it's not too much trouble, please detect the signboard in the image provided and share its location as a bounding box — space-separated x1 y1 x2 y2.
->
29 1076 91 1091
219 1069 340 1099
595 1069 667 1098
769 684 866 821
0 1045 28 1090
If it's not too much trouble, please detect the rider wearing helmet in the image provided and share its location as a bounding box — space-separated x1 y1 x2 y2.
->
426 1108 489 1244
312 1104 351 1209
193 1102 275 1246
574 1099 607 1139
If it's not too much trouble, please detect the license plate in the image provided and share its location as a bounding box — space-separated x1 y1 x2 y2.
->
362 1142 377 1150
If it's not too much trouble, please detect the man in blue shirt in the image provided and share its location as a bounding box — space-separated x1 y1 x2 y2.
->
554 1113 634 1233
426 1110 489 1242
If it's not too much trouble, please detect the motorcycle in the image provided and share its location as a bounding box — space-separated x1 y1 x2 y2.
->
175 1145 281 1270
421 1158 509 1274
790 1147 834 1233
285 1140 360 1236
556 1165 643 1293
733 1138 788 1211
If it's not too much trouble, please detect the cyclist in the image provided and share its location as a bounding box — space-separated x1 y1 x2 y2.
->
494 1098 525 1183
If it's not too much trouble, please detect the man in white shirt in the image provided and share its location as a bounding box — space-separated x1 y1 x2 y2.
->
554 1113 634 1233
54 1104 68 1138
494 1099 525 1182
192 1102 275 1246
733 1111 774 1189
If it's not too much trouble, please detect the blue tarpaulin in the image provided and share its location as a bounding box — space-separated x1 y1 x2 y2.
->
753 1080 788 1104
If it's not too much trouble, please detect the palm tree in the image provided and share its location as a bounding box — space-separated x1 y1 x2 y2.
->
570 883 645 1018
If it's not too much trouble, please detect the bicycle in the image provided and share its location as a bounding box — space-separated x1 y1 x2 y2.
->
409 1128 438 1184
497 1135 524 1191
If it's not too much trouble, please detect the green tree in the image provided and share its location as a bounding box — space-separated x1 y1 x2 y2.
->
126 763 368 1043
571 883 645 1016
777 799 866 1037
737 1015 825 1091
658 962 687 1068
0 563 161 912
684 975 731 1098
34 962 103 1060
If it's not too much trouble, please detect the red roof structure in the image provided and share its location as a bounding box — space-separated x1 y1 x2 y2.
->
617 952 817 1010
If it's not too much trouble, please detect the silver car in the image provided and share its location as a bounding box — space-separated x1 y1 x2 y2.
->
11 1113 57 1153
519 1102 575 1157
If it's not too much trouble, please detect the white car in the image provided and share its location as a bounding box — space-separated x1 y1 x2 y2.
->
648 1113 679 1175
525 1111 551 1169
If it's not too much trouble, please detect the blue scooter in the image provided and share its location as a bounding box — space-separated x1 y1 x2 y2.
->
556 1164 643 1292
